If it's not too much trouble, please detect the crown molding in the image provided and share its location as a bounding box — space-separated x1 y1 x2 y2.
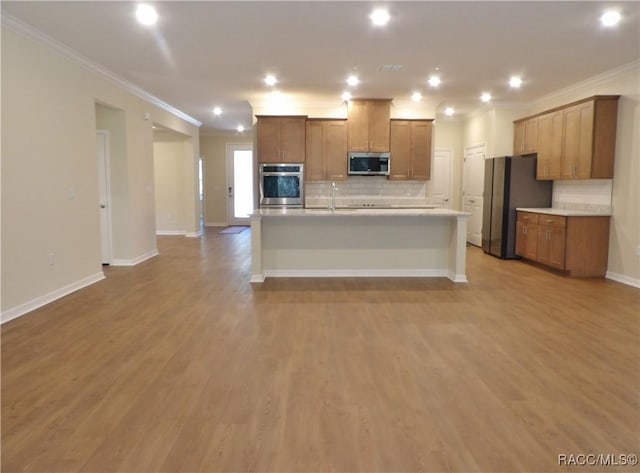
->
531 60 640 109
1 13 202 127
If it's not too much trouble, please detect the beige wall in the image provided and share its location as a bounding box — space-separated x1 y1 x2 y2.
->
153 140 186 233
523 63 639 285
200 133 254 226
1 27 200 319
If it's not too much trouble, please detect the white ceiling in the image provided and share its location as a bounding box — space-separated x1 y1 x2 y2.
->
2 1 639 133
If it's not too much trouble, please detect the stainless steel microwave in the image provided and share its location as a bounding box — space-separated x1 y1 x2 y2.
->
348 152 391 176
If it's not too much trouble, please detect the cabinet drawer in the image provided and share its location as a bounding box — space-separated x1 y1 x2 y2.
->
538 215 566 227
517 212 539 225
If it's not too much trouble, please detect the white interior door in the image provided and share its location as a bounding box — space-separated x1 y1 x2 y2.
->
463 145 486 246
431 148 453 209
226 144 254 226
96 131 112 264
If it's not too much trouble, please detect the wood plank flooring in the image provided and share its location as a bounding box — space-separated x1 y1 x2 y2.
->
2 227 639 472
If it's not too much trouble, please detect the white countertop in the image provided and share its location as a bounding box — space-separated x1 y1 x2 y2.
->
517 207 612 217
253 207 470 218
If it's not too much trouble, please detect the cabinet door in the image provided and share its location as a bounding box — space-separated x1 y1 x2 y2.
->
305 121 325 181
257 118 282 163
515 221 527 256
368 101 391 152
524 224 539 261
281 118 306 163
410 121 432 180
524 118 538 154
325 121 347 181
347 101 369 152
513 121 525 155
562 101 594 178
548 225 566 269
537 111 563 179
389 121 411 180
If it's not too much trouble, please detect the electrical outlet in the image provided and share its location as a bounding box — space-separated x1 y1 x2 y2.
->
636 245 640 257
67 187 76 199
48 252 55 266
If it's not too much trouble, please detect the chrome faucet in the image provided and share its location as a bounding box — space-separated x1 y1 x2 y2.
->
330 182 338 210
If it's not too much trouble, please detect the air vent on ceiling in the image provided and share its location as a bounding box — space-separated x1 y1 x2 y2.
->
381 64 403 72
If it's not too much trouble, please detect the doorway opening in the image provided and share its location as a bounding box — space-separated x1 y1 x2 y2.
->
226 144 254 226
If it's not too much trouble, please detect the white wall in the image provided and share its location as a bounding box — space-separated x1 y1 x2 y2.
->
1 26 200 320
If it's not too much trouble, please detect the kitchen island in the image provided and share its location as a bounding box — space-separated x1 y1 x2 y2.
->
250 207 470 283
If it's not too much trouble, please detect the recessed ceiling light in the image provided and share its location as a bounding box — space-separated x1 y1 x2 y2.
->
347 75 360 87
600 10 621 27
411 92 422 102
428 75 441 87
213 107 222 115
444 107 455 116
135 4 158 26
237 125 245 133
509 76 523 88
341 91 352 101
480 92 492 103
370 9 390 26
264 74 278 86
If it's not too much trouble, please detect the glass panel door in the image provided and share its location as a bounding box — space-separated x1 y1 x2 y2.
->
226 144 254 225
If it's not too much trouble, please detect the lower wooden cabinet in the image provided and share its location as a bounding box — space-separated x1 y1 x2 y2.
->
516 211 610 277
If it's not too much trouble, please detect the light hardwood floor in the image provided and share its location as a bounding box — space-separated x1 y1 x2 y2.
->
2 228 639 472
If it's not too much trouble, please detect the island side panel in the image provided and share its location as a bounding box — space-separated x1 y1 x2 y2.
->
250 216 265 282
260 215 451 277
448 215 469 282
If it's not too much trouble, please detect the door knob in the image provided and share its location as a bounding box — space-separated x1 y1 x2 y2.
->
100 204 106 209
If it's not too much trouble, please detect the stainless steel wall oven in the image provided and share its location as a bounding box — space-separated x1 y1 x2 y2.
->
259 163 304 207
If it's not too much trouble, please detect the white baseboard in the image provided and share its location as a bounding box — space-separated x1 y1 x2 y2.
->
111 249 159 267
1 271 105 324
262 269 450 278
205 221 227 227
606 271 640 288
156 230 186 236
185 230 203 238
250 274 265 283
448 271 469 283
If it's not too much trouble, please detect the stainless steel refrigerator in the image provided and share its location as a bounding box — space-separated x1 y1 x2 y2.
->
482 156 552 258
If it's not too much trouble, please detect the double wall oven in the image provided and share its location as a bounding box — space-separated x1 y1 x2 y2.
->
259 163 304 208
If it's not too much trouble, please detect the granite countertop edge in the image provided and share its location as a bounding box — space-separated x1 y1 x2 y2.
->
516 208 612 217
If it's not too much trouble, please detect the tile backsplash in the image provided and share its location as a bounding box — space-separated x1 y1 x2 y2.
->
305 177 433 207
553 179 613 212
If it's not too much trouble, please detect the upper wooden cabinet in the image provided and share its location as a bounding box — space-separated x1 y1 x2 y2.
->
347 99 391 152
536 110 563 180
388 119 433 181
515 95 619 180
513 117 538 156
305 119 347 181
256 116 307 163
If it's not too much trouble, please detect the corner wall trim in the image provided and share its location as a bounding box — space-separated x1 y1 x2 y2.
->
185 230 203 238
1 272 105 324
606 271 640 289
156 230 186 236
111 249 159 267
